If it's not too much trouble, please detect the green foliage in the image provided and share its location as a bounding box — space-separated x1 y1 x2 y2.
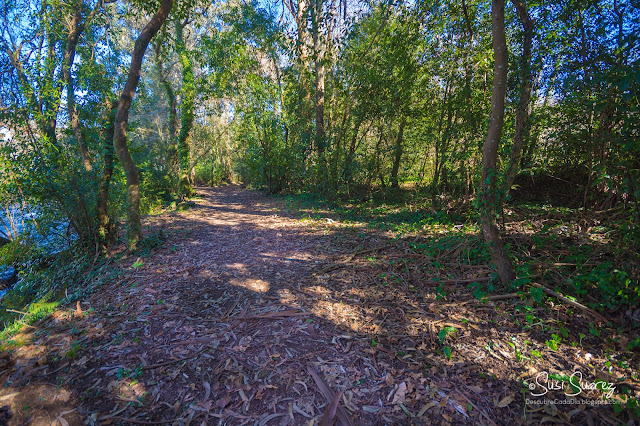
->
0 297 59 349
568 264 640 311
116 365 143 380
438 326 457 345
442 346 452 360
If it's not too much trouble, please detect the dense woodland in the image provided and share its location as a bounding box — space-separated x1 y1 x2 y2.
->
0 0 639 423
1 0 637 247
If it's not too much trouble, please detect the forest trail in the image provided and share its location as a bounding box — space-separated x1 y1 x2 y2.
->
0 186 632 425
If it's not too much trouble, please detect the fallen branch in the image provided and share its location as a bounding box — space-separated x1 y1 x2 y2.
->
44 363 70 376
307 364 354 426
5 309 28 315
457 293 522 305
530 282 608 323
422 277 492 286
16 320 38 329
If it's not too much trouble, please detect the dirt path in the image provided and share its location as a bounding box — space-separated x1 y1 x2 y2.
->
1 185 634 425
1 186 403 425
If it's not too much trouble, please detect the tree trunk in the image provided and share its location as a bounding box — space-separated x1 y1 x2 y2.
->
284 0 314 150
62 0 102 172
479 0 516 284
390 117 406 189
154 41 178 143
419 80 449 185
175 17 196 198
154 39 180 190
312 0 325 154
330 105 350 188
97 98 117 245
113 0 174 247
431 98 454 204
342 118 363 185
43 13 59 147
501 0 534 203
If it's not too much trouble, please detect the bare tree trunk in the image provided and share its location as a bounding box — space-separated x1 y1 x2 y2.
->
501 0 534 203
479 0 516 284
113 0 174 247
390 117 406 189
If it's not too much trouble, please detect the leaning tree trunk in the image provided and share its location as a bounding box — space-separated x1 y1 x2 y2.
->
500 0 534 204
479 0 516 284
113 0 174 247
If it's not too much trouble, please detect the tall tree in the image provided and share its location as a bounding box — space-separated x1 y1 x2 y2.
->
113 0 174 246
478 0 516 284
62 0 104 172
175 16 196 197
501 0 534 203
311 0 325 155
96 97 117 245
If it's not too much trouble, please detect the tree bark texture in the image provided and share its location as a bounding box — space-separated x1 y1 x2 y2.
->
479 0 516 284
113 0 174 246
97 98 117 244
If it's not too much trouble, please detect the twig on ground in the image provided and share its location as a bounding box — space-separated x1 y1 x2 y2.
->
5 309 28 315
15 320 38 329
530 282 608 323
457 293 522 305
422 277 491 286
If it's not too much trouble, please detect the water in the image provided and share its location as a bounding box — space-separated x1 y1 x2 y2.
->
0 205 72 253
0 205 73 300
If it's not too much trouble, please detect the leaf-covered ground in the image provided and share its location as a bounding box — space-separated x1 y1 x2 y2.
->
0 185 638 425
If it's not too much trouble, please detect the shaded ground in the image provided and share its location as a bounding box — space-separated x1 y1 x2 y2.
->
0 185 638 425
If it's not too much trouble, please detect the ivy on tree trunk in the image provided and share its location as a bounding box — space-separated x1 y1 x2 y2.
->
479 0 516 284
